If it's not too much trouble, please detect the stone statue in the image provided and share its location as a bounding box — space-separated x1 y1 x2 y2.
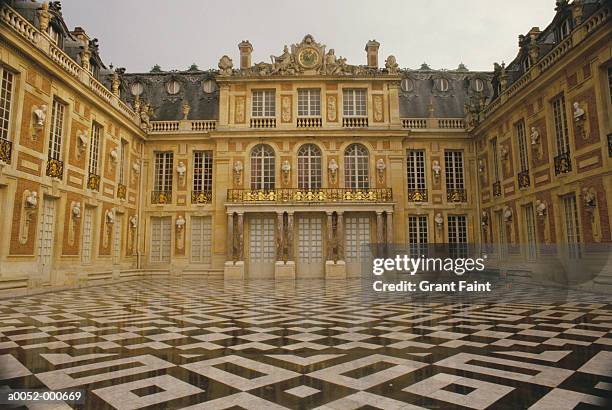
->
503 206 513 222
530 126 540 145
325 49 340 74
25 191 38 209
478 159 485 173
481 211 489 228
71 202 81 219
139 103 153 131
175 215 186 231
182 101 190 120
385 55 399 74
432 160 441 179
434 213 444 229
33 105 47 128
106 209 115 224
270 45 296 75
573 101 585 121
583 188 596 208
218 55 233 76
129 215 138 229
177 161 186 177
535 200 547 217
500 145 509 161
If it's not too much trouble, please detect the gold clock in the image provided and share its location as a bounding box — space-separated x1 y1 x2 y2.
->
298 48 319 69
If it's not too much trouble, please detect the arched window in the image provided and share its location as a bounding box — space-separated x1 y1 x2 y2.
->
344 143 369 189
297 144 322 190
250 144 275 190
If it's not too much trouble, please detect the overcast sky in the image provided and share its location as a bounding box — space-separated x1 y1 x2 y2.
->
61 0 556 73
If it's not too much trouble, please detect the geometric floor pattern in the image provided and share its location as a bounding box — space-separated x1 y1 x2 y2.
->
0 278 611 409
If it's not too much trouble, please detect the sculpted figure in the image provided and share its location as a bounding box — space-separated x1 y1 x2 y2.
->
25 191 38 209
385 55 399 74
218 55 234 76
33 105 47 128
573 102 585 121
530 126 540 145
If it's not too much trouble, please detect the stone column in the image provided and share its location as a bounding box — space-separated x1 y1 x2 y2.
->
227 212 234 262
276 212 284 261
337 212 344 260
287 212 294 261
376 211 384 244
237 212 244 261
327 212 334 261
386 211 393 244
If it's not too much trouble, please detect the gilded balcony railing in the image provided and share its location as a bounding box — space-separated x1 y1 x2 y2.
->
192 190 212 204
117 183 127 200
227 188 393 203
46 157 64 179
87 173 100 191
151 190 172 204
446 188 467 203
0 138 12 164
250 117 276 128
407 188 427 202
517 170 530 189
492 181 502 197
554 152 572 175
296 117 322 128
342 117 369 128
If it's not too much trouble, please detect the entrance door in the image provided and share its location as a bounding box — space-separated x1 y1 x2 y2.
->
297 214 323 278
345 215 371 277
38 197 56 281
248 215 275 278
150 217 171 264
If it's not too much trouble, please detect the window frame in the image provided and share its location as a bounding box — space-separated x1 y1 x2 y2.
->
515 119 529 173
406 150 426 190
297 144 322 190
297 88 321 117
344 143 369 189
250 144 275 190
88 122 102 175
252 89 276 118
444 150 464 190
342 88 367 117
0 66 15 143
551 93 570 155
153 151 174 193
48 98 66 161
192 150 213 193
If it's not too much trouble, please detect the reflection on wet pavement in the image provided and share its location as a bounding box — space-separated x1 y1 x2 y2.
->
0 278 611 409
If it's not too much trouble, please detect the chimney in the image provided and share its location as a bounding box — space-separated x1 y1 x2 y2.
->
238 41 253 69
365 40 380 68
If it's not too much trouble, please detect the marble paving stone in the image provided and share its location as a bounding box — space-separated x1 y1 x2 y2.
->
285 385 320 398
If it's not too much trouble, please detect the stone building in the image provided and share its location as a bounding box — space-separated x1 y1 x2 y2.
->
0 0 610 296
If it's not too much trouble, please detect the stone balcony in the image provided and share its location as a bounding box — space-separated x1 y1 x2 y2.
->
227 188 393 204
149 120 217 134
401 118 465 130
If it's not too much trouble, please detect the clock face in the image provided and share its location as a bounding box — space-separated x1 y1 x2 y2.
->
298 48 319 68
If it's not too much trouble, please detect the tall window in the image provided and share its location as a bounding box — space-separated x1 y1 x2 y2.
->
88 122 102 176
344 143 369 189
119 139 128 185
490 138 500 181
524 204 537 261
343 88 367 116
563 194 581 259
252 90 275 117
81 206 93 263
496 211 507 259
406 150 426 192
297 144 321 189
297 89 321 117
193 150 213 193
154 152 173 193
444 150 464 190
407 216 428 257
48 99 66 160
0 67 15 142
447 215 468 257
250 144 275 190
515 120 528 172
552 94 569 155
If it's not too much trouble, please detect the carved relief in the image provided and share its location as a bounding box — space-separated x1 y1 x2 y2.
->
177 161 186 187
328 158 339 185
432 160 441 183
281 160 291 186
76 130 88 160
32 104 47 141
281 95 292 123
373 95 383 122
103 208 115 249
326 95 337 122
573 101 588 140
530 126 543 160
235 96 245 124
128 215 138 255
233 160 243 187
175 215 186 250
376 158 386 184
19 190 38 245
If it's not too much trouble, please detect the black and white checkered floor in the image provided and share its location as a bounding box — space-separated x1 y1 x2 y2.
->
1 278 611 409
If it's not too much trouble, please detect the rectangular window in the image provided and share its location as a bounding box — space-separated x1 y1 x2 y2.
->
447 215 468 258
252 90 275 117
192 150 213 193
191 216 212 264
491 138 500 181
0 67 15 142
496 211 507 259
150 217 171 263
154 151 173 193
406 150 426 190
515 120 528 172
444 150 464 190
48 99 66 160
113 215 122 264
524 204 537 261
552 94 569 155
407 216 428 257
297 89 321 117
119 139 128 184
88 122 102 175
563 194 581 259
81 206 94 263
343 88 367 116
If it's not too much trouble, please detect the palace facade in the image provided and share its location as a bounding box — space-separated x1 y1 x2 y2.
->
0 0 610 296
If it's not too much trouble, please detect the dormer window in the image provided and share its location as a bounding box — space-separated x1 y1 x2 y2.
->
474 78 484 92
166 80 180 95
400 78 414 92
131 82 144 96
559 18 571 40
47 24 63 48
89 61 99 78
522 57 531 72
436 78 449 92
